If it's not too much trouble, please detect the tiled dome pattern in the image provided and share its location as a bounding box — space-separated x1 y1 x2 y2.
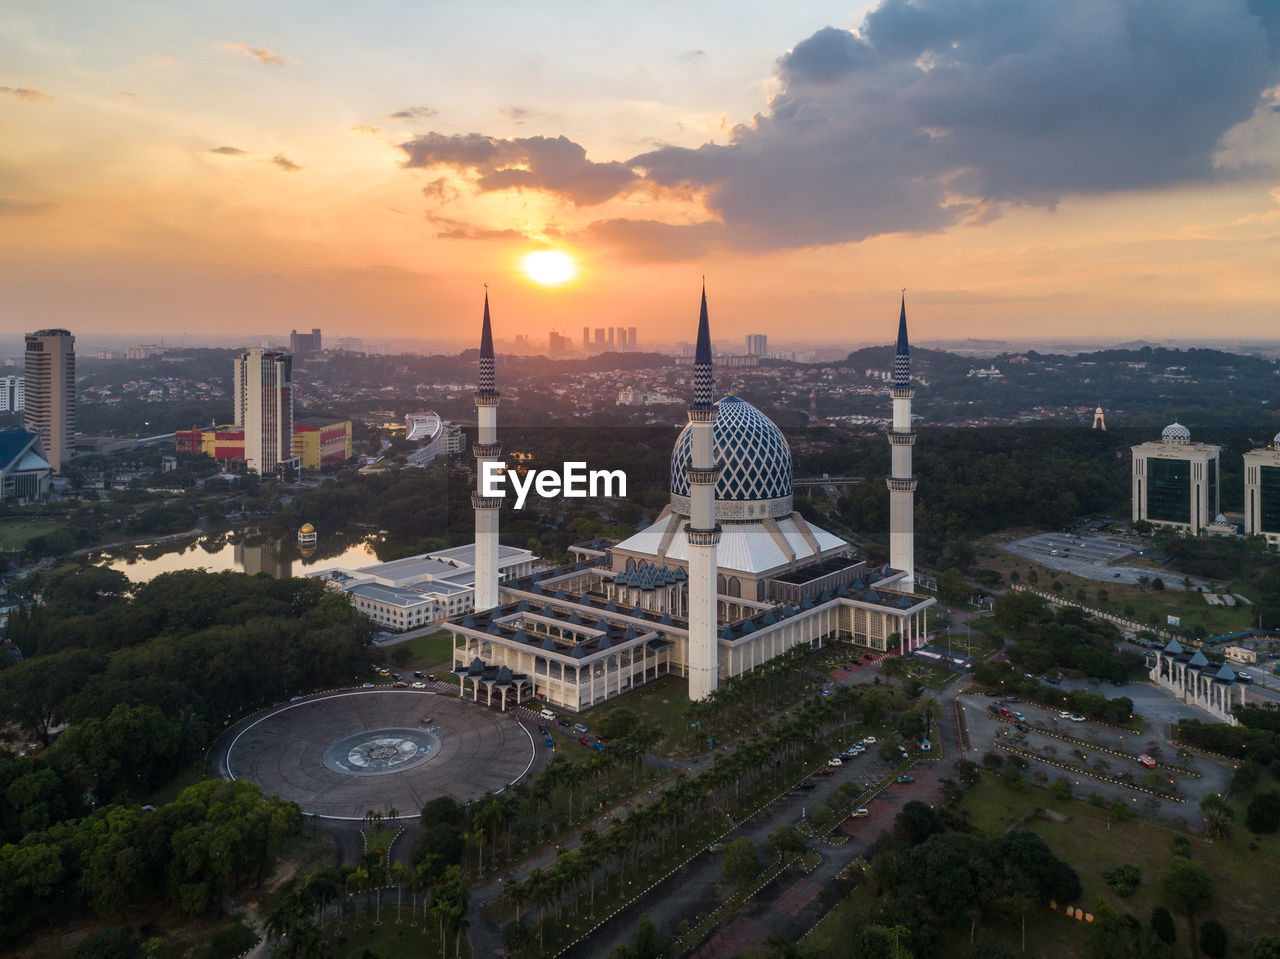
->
671 396 793 502
1162 422 1191 443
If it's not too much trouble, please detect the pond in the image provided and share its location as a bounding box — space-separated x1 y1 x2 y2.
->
92 529 393 584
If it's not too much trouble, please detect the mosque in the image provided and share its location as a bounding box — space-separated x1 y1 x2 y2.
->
443 290 935 712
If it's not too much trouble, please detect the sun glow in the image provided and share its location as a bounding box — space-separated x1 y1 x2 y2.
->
522 249 576 286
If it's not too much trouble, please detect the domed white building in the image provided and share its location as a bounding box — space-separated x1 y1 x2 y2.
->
1131 421 1221 534
441 292 935 712
611 395 849 601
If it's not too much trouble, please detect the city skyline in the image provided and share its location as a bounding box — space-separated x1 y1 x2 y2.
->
3 1 1279 343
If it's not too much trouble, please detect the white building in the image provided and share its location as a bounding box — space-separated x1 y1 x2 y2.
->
0 376 24 414
310 543 537 631
405 411 466 467
745 333 768 356
1131 423 1221 534
233 348 295 475
1244 433 1280 547
1150 638 1246 725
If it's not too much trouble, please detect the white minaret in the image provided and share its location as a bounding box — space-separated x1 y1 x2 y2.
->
685 286 721 701
472 291 501 611
888 294 916 586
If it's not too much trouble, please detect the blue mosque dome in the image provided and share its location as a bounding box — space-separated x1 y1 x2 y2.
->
1162 422 1191 443
670 396 794 520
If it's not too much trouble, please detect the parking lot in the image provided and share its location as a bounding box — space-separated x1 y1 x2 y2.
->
959 691 1234 829
1003 530 1214 590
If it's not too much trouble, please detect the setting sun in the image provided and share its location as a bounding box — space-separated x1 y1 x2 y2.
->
522 250 577 286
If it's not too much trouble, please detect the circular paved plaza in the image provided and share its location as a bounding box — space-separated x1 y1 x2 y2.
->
220 690 535 819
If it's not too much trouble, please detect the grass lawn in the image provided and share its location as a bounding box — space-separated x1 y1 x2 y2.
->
396 631 455 668
365 825 399 858
958 775 1280 955
580 675 693 753
0 517 59 550
976 533 1259 639
325 916 463 959
14 913 257 959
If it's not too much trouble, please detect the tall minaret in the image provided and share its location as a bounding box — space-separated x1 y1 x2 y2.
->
887 293 916 586
685 285 721 701
472 291 502 611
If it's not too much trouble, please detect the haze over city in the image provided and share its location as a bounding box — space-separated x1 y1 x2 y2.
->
2 0 1280 346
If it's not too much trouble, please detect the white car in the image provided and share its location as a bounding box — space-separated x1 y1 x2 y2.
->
827 757 843 767
1058 711 1073 719
1069 714 1086 722
411 681 427 689
862 736 877 744
852 808 870 818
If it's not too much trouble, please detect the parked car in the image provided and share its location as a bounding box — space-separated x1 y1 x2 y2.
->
851 808 870 818
1015 723 1029 732
862 736 877 744
591 741 605 751
794 781 816 791
577 737 591 746
1013 712 1025 721
1058 711 1073 719
573 723 589 734
544 737 554 748
392 680 408 688
895 775 915 784
814 768 835 777
361 682 375 688
538 724 549 734
827 757 843 767
1138 754 1156 769
983 690 1001 697
1069 714 1086 722
427 674 438 682
843 663 855 670
558 719 571 728
411 681 426 689
413 671 424 679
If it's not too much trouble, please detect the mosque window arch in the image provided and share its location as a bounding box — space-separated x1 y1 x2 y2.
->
727 576 741 598
626 557 636 571
717 574 727 593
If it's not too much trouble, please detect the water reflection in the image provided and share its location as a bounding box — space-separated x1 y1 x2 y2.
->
93 529 393 584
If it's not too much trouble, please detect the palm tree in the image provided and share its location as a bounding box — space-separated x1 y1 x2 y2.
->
390 861 409 923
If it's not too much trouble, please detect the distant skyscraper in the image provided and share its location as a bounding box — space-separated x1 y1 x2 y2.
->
0 376 25 414
628 326 637 350
616 327 627 350
594 328 606 347
290 328 322 355
745 333 768 356
607 328 615 349
582 326 591 353
23 329 75 473
1245 432 1280 547
549 331 571 356
233 348 294 474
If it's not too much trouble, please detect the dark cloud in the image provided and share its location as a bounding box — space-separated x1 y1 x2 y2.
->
0 198 56 215
0 85 54 103
402 0 1280 255
428 213 524 241
501 107 531 124
271 153 301 172
211 145 246 156
389 106 437 120
399 133 636 205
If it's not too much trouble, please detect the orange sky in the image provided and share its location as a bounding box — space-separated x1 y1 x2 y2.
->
2 2 1279 349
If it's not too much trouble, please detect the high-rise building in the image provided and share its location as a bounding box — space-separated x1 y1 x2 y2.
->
0 376 24 414
628 327 637 351
1131 423 1220 534
615 327 627 350
745 333 768 356
233 348 294 475
607 328 615 350
549 331 571 356
23 329 75 473
290 328 322 355
582 327 591 353
594 328 606 347
1244 433 1280 547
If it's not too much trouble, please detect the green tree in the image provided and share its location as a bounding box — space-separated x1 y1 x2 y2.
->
767 825 806 866
632 913 659 959
1199 918 1228 959
1158 856 1214 959
1252 934 1280 959
1246 788 1280 834
1150 905 1177 945
721 837 761 892
1199 794 1234 839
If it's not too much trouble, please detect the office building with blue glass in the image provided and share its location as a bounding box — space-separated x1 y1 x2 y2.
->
1131 423 1220 534
1245 434 1280 547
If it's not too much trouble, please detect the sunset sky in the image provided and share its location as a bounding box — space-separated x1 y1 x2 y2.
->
2 0 1279 350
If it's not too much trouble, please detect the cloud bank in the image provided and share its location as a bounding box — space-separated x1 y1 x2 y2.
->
402 0 1280 258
